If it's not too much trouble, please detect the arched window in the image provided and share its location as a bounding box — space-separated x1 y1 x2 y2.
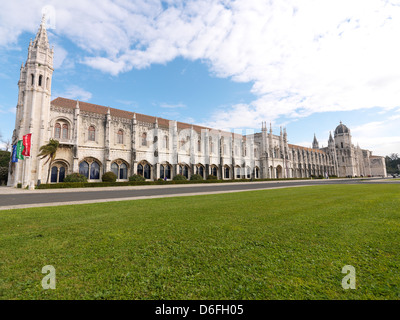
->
50 164 67 183
46 77 50 90
51 166 58 183
119 163 127 179
38 75 43 87
160 164 172 180
197 140 201 152
183 165 188 179
160 165 164 179
212 166 217 177
79 160 101 180
88 126 95 141
54 123 61 139
165 165 171 179
225 166 230 179
138 162 151 179
111 162 119 177
209 137 214 154
117 130 123 144
90 162 100 180
198 165 204 177
79 161 89 178
62 124 68 139
236 167 241 179
31 74 35 86
142 133 147 146
59 167 65 182
137 164 143 176
144 164 151 179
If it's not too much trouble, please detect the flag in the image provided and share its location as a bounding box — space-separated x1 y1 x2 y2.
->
22 133 32 157
12 144 18 163
16 140 24 160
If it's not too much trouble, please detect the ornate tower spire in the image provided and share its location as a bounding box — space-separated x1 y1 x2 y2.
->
312 133 319 149
328 131 334 143
33 14 50 50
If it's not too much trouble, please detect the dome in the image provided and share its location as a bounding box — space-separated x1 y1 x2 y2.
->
334 122 350 135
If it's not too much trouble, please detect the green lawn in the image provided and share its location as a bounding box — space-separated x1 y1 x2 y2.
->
1 184 399 300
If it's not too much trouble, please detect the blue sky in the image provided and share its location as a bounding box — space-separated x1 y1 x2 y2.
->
1 0 400 155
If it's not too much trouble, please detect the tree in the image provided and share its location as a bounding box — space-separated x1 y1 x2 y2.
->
385 154 400 174
37 139 59 183
0 130 11 152
3 139 11 152
389 153 399 161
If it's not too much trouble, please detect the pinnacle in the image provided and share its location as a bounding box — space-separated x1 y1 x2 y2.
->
33 14 50 49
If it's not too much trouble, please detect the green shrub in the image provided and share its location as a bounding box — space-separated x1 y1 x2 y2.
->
63 173 88 183
207 175 218 180
0 167 8 185
102 171 117 182
0 151 10 167
129 174 146 182
173 174 187 181
190 174 203 181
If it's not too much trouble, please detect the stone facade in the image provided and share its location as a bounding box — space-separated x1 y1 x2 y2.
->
7 20 387 188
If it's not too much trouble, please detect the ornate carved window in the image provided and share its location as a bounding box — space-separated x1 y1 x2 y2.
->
142 133 147 146
54 123 61 139
111 160 128 179
50 162 67 183
79 159 101 180
117 130 123 144
160 163 172 180
88 126 96 141
138 161 151 179
62 124 68 139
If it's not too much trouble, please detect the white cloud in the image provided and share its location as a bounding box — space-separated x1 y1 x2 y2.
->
54 85 92 102
2 0 400 131
159 102 186 109
350 117 400 156
52 44 68 69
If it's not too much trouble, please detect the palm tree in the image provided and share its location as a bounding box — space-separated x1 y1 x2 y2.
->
37 139 59 183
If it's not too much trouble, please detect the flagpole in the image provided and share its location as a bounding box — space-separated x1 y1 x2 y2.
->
22 152 26 188
27 133 32 189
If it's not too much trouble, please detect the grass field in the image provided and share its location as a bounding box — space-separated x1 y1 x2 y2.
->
1 184 399 300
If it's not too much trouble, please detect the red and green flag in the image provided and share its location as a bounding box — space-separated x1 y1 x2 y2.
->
16 140 24 160
22 133 32 157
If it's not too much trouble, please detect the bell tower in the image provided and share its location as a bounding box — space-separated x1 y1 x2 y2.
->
334 121 357 177
9 15 54 187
